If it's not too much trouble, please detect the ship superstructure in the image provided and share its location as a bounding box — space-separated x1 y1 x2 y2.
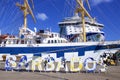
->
59 13 104 42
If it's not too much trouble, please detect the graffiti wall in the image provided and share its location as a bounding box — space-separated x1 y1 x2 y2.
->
4 55 107 73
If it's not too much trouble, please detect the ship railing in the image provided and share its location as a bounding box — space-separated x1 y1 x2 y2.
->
105 40 120 45
27 44 34 47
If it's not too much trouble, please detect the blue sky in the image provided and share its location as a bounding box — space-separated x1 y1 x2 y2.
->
0 0 120 41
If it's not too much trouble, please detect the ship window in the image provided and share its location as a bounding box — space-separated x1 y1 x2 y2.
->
13 40 16 44
8 40 11 44
63 40 65 43
61 40 62 43
55 34 57 37
48 40 50 43
51 34 54 38
51 40 53 43
28 40 32 44
25 40 27 44
58 40 60 43
55 40 57 43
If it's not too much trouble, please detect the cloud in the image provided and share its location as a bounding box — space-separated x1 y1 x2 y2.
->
91 0 113 5
36 13 48 21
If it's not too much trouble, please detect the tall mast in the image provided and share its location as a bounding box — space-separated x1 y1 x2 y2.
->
16 0 36 31
76 0 92 42
23 1 27 31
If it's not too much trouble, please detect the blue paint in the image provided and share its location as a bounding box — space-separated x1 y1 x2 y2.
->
57 52 64 58
33 53 41 56
0 44 120 58
86 33 104 36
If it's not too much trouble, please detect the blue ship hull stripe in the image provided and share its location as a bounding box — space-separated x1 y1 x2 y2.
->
0 44 120 57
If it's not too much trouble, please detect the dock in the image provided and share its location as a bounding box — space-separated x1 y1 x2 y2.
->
0 65 119 80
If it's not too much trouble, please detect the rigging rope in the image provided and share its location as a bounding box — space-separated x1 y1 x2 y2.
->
0 0 23 35
64 0 76 17
48 0 61 13
95 5 120 40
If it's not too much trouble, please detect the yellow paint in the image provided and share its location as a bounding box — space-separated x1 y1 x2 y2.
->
56 61 68 72
11 62 17 68
56 61 63 71
70 57 83 72
31 58 42 71
75 0 93 42
46 62 55 71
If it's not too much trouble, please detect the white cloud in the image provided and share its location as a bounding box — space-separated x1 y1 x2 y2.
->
91 0 113 5
36 13 48 21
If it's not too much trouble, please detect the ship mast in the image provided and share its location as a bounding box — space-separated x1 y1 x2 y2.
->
16 0 36 32
75 0 92 42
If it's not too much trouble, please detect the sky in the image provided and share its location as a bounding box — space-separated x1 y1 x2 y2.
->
0 0 120 41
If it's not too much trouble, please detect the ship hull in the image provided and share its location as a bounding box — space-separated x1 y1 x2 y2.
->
0 41 120 61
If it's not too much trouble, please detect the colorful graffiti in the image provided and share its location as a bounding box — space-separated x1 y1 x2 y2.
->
5 55 107 73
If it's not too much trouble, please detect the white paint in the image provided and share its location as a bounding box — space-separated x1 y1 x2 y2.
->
64 52 78 61
41 53 57 60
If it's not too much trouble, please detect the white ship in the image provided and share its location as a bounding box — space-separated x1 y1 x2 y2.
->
0 0 120 62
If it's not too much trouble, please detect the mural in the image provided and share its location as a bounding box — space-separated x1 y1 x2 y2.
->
4 55 107 73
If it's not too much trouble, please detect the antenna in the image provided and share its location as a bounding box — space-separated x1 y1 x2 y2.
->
16 0 36 31
75 0 93 42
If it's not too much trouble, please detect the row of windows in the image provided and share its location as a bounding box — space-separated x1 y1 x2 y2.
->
5 39 34 44
47 40 66 43
59 22 103 27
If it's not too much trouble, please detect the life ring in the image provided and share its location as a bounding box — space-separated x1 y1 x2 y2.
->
84 57 97 72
